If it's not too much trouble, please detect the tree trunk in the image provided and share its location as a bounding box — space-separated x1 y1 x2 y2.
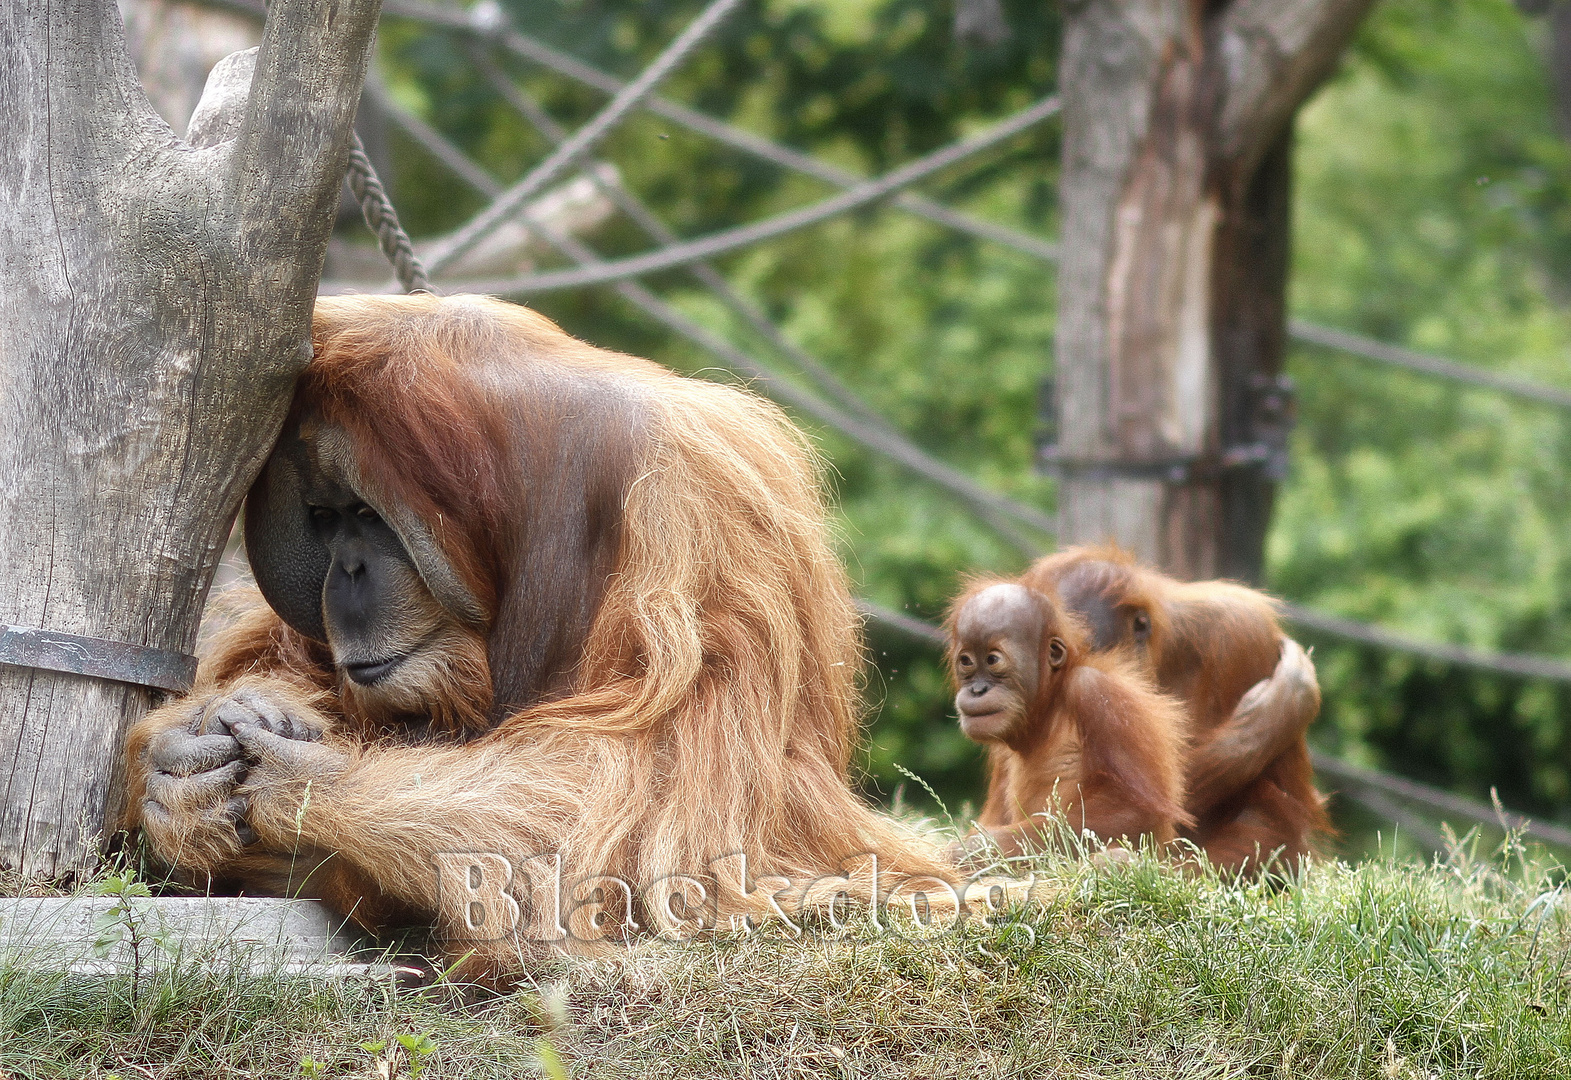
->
1053 0 1375 582
0 0 381 879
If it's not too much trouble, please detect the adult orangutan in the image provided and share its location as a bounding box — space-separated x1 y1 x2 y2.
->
946 581 1191 861
1022 546 1328 874
122 293 949 976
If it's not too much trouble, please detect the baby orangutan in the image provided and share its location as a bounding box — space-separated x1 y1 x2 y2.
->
1024 545 1329 874
946 581 1191 862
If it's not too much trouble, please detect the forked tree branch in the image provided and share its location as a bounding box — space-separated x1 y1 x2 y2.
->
233 0 383 264
1209 0 1377 176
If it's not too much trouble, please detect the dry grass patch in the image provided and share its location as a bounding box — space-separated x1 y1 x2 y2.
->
3 837 1570 1078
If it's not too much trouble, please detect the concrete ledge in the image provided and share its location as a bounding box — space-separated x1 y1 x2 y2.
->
0 896 425 981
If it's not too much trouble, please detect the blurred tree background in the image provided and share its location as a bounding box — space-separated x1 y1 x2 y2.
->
366 0 1571 844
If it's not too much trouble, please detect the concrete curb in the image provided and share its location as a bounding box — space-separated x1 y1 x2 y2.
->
0 896 426 982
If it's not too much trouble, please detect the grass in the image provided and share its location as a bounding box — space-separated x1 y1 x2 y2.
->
3 833 1570 1079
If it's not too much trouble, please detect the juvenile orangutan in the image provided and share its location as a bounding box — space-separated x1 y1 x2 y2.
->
946 581 1192 861
1024 546 1329 873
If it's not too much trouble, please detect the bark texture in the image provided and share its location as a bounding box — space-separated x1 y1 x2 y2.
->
1054 0 1374 581
0 0 380 878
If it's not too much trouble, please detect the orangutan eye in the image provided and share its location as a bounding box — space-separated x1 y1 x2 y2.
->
355 504 379 521
986 652 1004 669
957 653 975 671
1132 612 1151 636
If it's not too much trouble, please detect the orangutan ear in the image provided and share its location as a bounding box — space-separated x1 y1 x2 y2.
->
244 441 330 643
1046 637 1068 669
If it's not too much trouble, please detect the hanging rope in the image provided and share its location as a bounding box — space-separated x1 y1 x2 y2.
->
344 132 430 294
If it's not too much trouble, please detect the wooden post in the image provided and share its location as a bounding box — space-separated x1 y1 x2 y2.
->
0 0 381 879
1053 0 1374 581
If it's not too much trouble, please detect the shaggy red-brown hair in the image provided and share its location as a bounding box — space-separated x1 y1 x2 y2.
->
124 294 950 972
1020 544 1329 874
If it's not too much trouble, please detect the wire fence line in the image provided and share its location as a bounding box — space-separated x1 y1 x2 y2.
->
1329 783 1451 855
1287 320 1571 413
208 0 1571 411
363 77 504 199
856 600 949 648
420 0 747 277
454 95 1063 298
1309 752 1571 851
1282 604 1571 683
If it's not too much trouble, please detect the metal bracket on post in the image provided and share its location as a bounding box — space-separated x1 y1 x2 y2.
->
1036 374 1296 485
1245 372 1296 482
0 625 198 695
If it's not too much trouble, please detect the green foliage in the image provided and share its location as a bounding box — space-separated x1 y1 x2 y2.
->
395 1032 439 1076
1279 0 1571 826
373 0 1571 831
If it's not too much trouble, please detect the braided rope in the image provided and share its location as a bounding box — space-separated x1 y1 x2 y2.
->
344 132 431 294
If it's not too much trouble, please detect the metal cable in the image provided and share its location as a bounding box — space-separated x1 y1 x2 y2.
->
856 600 949 647
1311 752 1571 850
345 132 430 293
1282 604 1571 682
1287 319 1571 413
364 76 503 199
421 0 747 277
1329 784 1451 855
454 96 1063 297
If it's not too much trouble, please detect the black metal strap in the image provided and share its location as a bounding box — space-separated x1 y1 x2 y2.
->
0 625 198 694
1041 452 1202 483
1039 443 1284 484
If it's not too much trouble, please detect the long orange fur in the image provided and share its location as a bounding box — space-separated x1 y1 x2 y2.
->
123 294 949 974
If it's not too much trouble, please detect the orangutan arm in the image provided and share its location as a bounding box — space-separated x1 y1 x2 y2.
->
1183 638 1320 816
